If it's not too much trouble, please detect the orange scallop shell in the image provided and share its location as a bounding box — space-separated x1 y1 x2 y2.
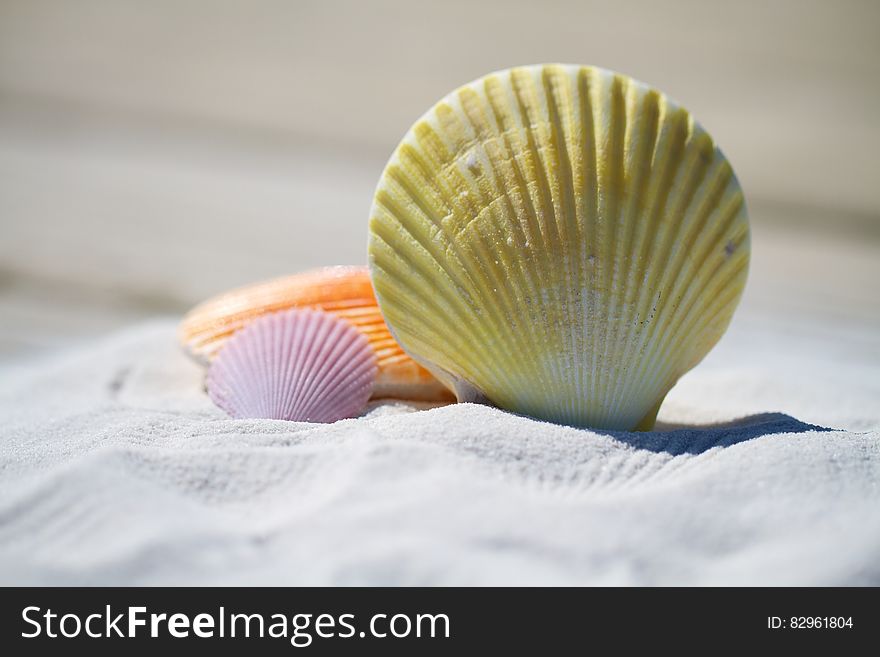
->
179 266 453 402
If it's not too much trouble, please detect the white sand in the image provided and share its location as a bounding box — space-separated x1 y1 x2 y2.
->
1 311 878 586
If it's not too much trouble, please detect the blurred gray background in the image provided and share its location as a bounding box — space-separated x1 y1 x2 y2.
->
1 0 878 361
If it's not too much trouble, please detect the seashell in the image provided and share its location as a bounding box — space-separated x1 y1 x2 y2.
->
179 266 453 402
368 64 749 430
207 309 376 422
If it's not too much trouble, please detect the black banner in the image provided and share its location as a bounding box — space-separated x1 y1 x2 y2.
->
0 587 874 653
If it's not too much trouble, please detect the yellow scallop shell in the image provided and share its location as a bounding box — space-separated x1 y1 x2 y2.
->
368 64 749 430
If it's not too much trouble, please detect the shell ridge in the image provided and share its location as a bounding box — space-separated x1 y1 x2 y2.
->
264 313 291 416
595 73 629 425
272 313 292 419
543 66 584 417
277 311 303 419
598 77 637 422
585 69 614 419
605 87 665 420
279 310 301 420
266 313 282 418
244 316 271 418
508 67 569 399
575 67 603 417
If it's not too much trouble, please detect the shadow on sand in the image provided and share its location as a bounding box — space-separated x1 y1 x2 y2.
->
598 412 836 456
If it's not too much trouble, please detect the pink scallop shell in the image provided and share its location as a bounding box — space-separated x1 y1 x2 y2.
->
206 309 377 422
